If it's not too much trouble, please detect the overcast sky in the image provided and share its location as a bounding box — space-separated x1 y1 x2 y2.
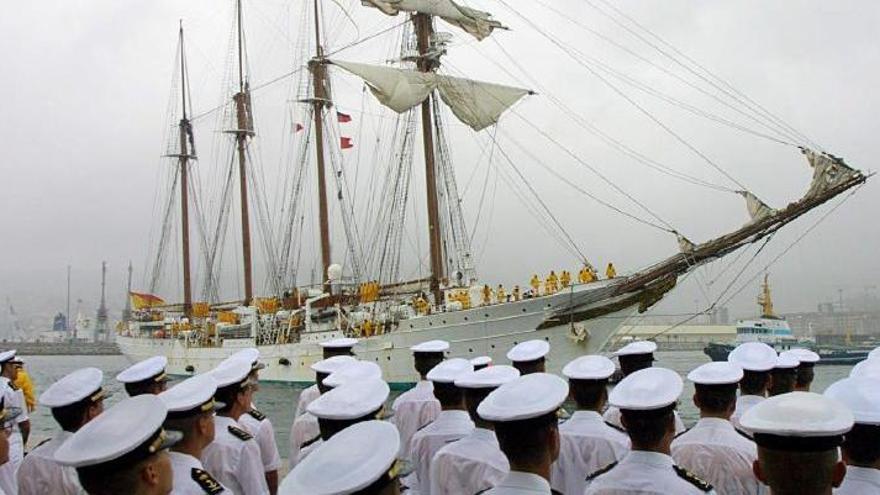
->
1 0 878 330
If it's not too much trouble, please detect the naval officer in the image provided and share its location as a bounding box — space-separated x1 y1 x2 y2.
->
728 342 777 433
741 392 852 495
288 355 356 468
391 340 445 460
17 367 105 495
476 372 569 494
116 355 171 396
471 356 493 371
584 367 716 494
226 349 281 495
783 348 820 392
54 394 179 495
0 398 19 495
409 358 474 494
507 339 550 375
823 376 880 494
0 349 30 493
202 357 269 495
672 362 759 495
159 373 228 495
768 352 799 397
294 337 359 418
550 355 629 495
280 420 403 495
429 364 520 494
603 341 686 434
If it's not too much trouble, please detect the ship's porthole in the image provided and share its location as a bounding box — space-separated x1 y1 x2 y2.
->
279 357 291 366
409 324 413 328
484 314 489 318
387 356 391 361
442 320 446 324
513 341 518 345
185 365 195 373
490 344 495 349
464 317 469 321
468 348 473 353
522 308 527 313
429 322 433 326
544 337 550 342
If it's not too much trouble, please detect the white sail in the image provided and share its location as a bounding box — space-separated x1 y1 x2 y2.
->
803 149 860 199
362 0 506 40
740 191 775 223
331 60 531 131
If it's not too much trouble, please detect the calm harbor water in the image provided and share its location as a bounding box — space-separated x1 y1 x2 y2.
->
20 351 856 460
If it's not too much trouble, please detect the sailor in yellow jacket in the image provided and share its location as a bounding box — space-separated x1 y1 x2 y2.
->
606 262 617 279
496 285 506 304
560 270 572 288
13 365 35 413
546 271 559 294
529 275 541 296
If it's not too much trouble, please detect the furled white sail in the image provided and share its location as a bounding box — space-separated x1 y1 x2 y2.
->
740 191 775 223
362 0 506 40
331 60 531 131
803 149 860 199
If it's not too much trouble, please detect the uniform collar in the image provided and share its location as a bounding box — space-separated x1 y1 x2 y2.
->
470 427 498 444
436 409 472 423
845 466 880 483
570 410 604 423
169 451 201 469
214 415 239 429
497 471 551 492
738 394 765 403
625 450 675 468
694 417 735 430
415 380 433 390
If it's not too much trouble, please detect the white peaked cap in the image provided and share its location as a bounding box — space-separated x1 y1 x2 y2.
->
613 340 657 357
319 338 359 349
774 353 800 369
470 356 492 367
280 420 400 495
210 357 253 388
116 356 168 384
0 350 16 364
687 362 743 385
410 340 450 353
824 377 880 425
323 361 382 388
609 367 683 411
477 373 568 422
850 358 880 380
562 355 616 380
787 348 820 364
222 348 265 370
307 378 389 420
728 342 777 372
40 367 104 408
159 374 219 415
868 347 880 360
741 391 853 437
311 355 357 374
455 365 520 389
506 340 550 363
54 395 181 468
426 358 473 383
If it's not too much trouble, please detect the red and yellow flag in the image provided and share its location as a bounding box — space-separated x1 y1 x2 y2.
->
130 292 165 310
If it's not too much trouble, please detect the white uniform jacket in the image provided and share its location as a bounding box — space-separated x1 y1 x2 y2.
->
409 409 474 495
0 379 28 495
730 395 764 434
550 411 630 495
17 432 83 495
288 411 320 469
294 385 319 418
603 406 686 435
835 466 880 495
584 450 717 495
238 409 282 472
671 417 759 495
429 427 509 495
169 451 229 495
393 381 441 459
481 471 551 495
200 416 269 495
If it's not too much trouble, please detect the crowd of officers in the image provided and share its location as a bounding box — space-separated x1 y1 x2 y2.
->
0 338 877 494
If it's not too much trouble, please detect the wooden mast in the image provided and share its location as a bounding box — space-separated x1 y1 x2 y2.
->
310 0 333 292
233 0 254 305
177 23 193 316
413 13 445 303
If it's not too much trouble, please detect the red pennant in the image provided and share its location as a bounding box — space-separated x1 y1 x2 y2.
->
294 123 304 133
340 137 354 149
336 112 352 123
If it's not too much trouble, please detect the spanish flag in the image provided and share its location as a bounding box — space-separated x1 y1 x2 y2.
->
130 292 165 310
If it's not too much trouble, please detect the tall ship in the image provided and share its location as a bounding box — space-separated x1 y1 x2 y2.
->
117 1 868 385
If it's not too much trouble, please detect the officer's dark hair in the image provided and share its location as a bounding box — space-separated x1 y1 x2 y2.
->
768 368 797 397
215 383 246 414
796 364 815 388
739 370 770 395
494 412 558 466
414 352 444 379
569 379 607 411
618 354 653 377
317 408 381 441
51 397 97 432
694 383 737 414
323 347 355 359
316 372 331 394
512 358 545 376
620 404 675 448
76 455 155 495
842 423 880 465
124 381 160 397
432 382 464 409
464 388 493 424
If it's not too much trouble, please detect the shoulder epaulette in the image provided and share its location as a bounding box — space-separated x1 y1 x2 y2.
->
227 425 253 441
415 419 434 433
585 461 617 481
301 434 321 448
246 409 266 421
475 489 490 495
734 427 753 440
191 468 225 494
674 427 691 439
31 438 52 450
604 421 626 433
673 465 713 492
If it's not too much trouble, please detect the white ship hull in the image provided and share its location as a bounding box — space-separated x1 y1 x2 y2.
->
117 283 639 386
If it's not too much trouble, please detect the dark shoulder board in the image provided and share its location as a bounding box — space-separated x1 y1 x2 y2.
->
301 434 321 448
673 465 713 492
31 438 52 450
585 461 617 481
227 425 253 441
604 421 626 433
191 468 225 494
674 427 691 439
735 427 753 440
247 409 266 421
